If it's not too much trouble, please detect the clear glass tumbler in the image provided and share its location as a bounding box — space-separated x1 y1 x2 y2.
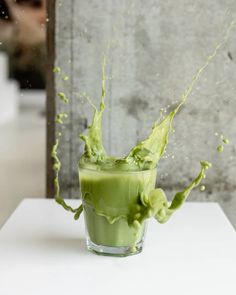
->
79 167 157 256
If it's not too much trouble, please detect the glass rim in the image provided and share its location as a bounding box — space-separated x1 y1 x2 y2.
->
78 166 157 174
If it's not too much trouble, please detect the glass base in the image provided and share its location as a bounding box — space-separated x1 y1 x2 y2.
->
86 239 144 257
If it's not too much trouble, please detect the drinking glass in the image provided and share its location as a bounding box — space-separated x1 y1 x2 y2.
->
79 167 157 256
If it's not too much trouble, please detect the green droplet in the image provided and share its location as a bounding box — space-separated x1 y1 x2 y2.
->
222 138 229 144
200 185 205 192
57 92 69 104
55 112 68 124
217 145 224 153
55 113 68 124
53 66 61 73
63 76 69 81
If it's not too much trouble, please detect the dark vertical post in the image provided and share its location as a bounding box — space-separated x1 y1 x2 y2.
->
46 0 56 198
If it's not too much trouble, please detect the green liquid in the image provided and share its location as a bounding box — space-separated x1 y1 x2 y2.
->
84 205 146 247
80 168 156 247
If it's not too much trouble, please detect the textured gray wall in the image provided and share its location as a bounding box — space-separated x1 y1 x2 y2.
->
55 0 236 227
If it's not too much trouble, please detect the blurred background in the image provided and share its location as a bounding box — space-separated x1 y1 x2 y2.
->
0 0 46 226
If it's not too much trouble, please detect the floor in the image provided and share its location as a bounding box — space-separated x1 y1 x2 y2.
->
0 94 46 228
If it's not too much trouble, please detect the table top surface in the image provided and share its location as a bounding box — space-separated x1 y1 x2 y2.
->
0 199 235 295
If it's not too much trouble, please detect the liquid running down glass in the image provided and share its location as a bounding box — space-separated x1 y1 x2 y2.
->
79 167 157 256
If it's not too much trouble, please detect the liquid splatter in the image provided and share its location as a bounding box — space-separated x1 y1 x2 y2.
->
200 185 206 192
57 92 69 104
53 66 61 74
55 112 68 124
51 68 83 219
63 76 69 81
52 19 235 242
79 56 107 163
215 133 230 151
223 138 229 144
51 136 83 220
217 145 224 153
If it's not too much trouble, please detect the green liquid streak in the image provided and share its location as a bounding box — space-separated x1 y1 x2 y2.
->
79 56 108 168
51 138 83 220
52 64 82 217
152 161 211 223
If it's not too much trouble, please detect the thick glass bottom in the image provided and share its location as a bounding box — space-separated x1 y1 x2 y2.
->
87 238 144 257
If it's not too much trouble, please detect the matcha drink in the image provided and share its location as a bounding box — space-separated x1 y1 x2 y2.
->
52 55 211 256
79 167 156 254
52 21 234 256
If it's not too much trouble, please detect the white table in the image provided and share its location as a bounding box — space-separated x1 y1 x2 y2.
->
0 199 235 295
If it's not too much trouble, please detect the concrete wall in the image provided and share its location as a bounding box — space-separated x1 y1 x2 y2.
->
55 0 236 227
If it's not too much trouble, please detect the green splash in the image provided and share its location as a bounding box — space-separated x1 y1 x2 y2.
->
79 56 107 164
52 21 235 253
51 137 83 220
77 21 236 241
145 161 211 223
80 20 235 171
77 38 224 250
57 92 69 104
51 68 83 219
55 112 68 124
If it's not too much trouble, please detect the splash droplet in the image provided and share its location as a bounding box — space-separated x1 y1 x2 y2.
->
222 138 229 144
217 145 224 153
56 113 68 124
53 67 61 73
200 185 205 192
63 76 69 81
57 92 69 104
